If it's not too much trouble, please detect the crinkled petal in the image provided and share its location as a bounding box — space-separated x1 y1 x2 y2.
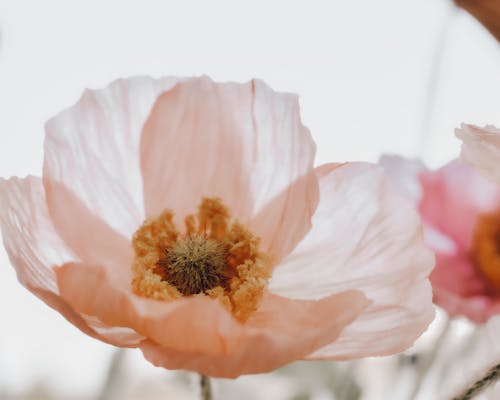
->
34 288 142 347
269 162 435 358
43 76 179 238
0 176 143 346
308 280 433 359
140 77 318 260
0 177 73 291
457 123 500 185
56 262 239 354
419 159 500 250
55 261 368 377
43 178 133 288
140 290 369 378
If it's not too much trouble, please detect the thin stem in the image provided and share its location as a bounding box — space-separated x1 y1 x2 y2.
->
200 374 212 400
452 363 500 400
96 348 126 400
418 5 457 159
408 317 452 400
337 361 360 400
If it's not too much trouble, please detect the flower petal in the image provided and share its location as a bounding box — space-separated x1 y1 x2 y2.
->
139 290 368 378
34 288 143 347
269 162 435 358
378 154 425 204
43 178 133 288
456 123 500 185
419 159 500 250
0 176 143 346
0 177 73 292
56 261 368 377
56 262 239 354
140 77 318 260
307 280 433 359
431 253 500 324
43 76 179 238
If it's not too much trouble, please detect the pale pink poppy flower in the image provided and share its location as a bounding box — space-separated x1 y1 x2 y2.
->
381 154 500 324
0 76 434 378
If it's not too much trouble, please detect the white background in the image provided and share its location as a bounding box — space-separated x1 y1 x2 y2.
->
0 0 500 398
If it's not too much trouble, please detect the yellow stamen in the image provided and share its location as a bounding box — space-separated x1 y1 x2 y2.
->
131 197 271 321
472 211 500 292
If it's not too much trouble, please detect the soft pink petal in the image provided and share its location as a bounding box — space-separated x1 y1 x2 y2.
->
419 159 500 250
308 280 433 359
43 178 133 288
431 252 500 324
457 123 500 185
140 291 369 378
0 177 73 291
56 262 241 354
34 288 142 347
43 76 179 239
56 261 368 377
431 253 487 298
269 162 435 358
0 176 143 347
140 77 318 261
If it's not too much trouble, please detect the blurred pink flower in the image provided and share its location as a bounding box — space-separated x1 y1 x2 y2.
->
381 152 500 324
0 76 434 377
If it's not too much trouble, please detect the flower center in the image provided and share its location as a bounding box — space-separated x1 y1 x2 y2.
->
156 236 228 296
472 211 500 292
131 197 271 321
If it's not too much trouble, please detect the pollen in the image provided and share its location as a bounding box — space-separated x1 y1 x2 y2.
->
131 197 271 321
472 211 500 292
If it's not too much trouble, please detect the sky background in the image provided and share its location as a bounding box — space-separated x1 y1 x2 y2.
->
0 0 500 398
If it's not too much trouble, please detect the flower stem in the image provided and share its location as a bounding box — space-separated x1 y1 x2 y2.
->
199 374 212 400
97 348 126 400
418 4 457 158
452 363 500 400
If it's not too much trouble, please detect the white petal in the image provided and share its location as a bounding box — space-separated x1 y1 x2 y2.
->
44 76 178 238
0 176 142 346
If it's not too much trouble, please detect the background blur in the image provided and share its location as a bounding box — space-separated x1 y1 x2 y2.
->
1 0 500 399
